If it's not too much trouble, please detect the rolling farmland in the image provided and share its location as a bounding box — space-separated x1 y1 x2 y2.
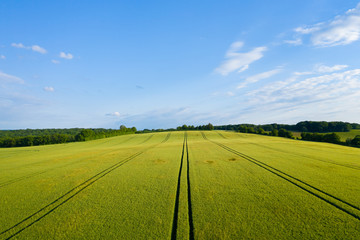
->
1 131 360 239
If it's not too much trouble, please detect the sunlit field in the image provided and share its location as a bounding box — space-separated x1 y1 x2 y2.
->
1 131 360 239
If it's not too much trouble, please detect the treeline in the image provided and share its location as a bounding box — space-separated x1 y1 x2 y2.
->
301 132 360 147
136 123 214 133
215 121 360 133
237 125 294 139
0 125 136 148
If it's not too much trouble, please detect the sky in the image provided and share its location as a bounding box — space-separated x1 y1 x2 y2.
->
1 0 360 130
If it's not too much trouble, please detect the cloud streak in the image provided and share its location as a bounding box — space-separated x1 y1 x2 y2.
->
60 52 73 59
11 43 47 54
215 41 267 76
293 3 360 47
106 112 121 117
43 86 55 92
0 71 24 84
237 68 282 89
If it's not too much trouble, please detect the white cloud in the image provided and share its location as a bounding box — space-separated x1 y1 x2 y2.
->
11 43 47 54
0 55 5 59
284 38 302 45
0 71 24 84
294 71 313 76
315 64 348 73
313 15 360 46
294 25 322 34
31 45 47 54
11 43 26 49
51 59 60 64
248 69 360 105
106 112 121 117
43 86 54 92
237 68 282 89
293 3 360 47
294 64 349 76
59 52 73 59
215 41 267 76
226 91 235 96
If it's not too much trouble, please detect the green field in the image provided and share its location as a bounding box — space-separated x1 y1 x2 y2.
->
1 131 360 239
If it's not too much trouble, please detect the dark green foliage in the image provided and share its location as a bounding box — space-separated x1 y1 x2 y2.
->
0 126 136 148
278 129 293 138
270 129 278 136
214 121 356 133
301 132 341 144
350 135 360 146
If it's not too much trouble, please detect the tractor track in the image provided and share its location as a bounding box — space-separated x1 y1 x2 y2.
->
2 134 138 172
0 133 171 240
249 142 360 171
171 132 194 240
201 132 360 221
0 135 148 188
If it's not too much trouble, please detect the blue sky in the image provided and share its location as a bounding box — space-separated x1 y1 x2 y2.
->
1 0 360 130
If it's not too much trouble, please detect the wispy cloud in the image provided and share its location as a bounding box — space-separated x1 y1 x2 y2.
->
51 59 60 64
294 64 348 76
31 45 47 54
315 64 348 73
248 69 360 105
293 3 360 47
0 55 5 60
106 112 121 117
215 41 267 76
234 68 360 123
59 52 73 59
294 24 322 34
43 86 55 92
0 71 24 84
11 43 47 54
11 43 26 49
237 68 282 89
284 38 302 46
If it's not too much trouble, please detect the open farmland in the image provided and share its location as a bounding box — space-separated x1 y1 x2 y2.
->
1 131 360 239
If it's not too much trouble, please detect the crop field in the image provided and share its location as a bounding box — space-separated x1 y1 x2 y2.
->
1 131 360 239
335 129 360 141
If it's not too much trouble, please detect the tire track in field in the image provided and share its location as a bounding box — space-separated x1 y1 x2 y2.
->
171 132 194 240
216 132 227 139
2 134 140 172
249 142 360 171
0 133 171 240
0 135 142 188
201 132 360 221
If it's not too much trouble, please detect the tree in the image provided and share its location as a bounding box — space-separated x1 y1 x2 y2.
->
323 133 341 144
206 123 214 130
257 128 265 135
351 135 360 146
270 129 278 136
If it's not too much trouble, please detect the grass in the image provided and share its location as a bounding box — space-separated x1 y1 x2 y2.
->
1 131 360 239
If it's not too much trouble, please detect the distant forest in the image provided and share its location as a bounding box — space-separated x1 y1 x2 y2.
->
214 121 360 133
1 121 360 148
0 125 136 148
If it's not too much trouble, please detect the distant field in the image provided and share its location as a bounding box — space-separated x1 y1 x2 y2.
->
1 131 360 239
335 129 360 141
